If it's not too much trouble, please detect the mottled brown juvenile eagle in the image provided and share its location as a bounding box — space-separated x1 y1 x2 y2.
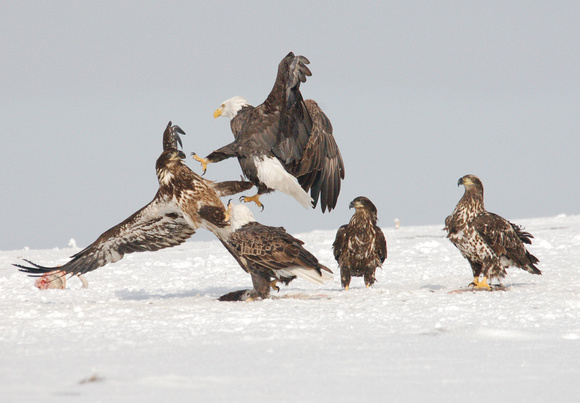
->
444 174 541 289
193 52 345 212
333 196 387 289
217 202 333 301
16 122 252 282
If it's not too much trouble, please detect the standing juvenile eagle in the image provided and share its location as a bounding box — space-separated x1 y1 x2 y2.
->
333 196 387 289
193 52 345 212
444 174 541 289
16 122 252 282
217 202 333 301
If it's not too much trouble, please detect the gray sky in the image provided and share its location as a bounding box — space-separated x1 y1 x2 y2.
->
1 1 579 251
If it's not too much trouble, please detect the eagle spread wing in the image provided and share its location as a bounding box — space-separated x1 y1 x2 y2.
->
16 195 195 277
208 52 345 212
17 121 252 283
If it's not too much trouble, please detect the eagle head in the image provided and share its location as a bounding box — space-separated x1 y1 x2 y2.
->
156 150 186 185
214 96 249 120
227 201 256 231
349 196 378 220
458 174 484 193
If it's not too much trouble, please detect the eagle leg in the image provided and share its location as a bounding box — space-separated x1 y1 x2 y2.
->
77 274 89 288
191 153 209 175
468 276 492 290
364 270 376 288
340 269 351 290
239 193 264 211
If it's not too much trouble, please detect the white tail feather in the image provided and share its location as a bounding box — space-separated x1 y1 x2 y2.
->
276 267 333 285
255 156 313 209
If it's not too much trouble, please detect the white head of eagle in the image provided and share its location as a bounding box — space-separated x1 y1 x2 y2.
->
214 96 249 120
227 202 256 231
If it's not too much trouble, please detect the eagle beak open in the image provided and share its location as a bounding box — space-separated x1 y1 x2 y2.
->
213 107 223 119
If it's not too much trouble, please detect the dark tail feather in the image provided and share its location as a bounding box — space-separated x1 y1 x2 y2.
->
524 262 542 275
14 259 64 277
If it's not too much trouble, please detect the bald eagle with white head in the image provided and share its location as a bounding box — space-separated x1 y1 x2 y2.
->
444 174 541 290
193 52 345 212
16 122 252 283
216 202 333 301
333 196 387 289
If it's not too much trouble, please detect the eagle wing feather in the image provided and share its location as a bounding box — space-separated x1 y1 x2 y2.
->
472 212 540 274
229 223 328 275
16 194 196 278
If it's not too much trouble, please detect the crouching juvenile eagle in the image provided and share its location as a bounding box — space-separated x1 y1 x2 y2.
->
444 174 541 290
216 202 333 301
15 122 252 283
333 196 387 289
193 52 345 212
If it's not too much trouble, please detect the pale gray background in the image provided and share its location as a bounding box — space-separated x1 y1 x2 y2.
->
1 1 578 251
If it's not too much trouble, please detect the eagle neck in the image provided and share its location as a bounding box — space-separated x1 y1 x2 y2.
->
457 189 485 220
350 210 377 227
156 161 185 191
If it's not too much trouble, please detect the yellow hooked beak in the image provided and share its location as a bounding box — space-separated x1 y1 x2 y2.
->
213 107 223 119
225 199 234 223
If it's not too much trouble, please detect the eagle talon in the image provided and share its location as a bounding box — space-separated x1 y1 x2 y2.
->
468 276 492 290
191 152 209 175
270 280 280 292
239 194 264 211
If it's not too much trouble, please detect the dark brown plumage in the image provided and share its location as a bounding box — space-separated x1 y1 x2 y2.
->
16 122 252 281
444 174 541 289
217 203 333 301
333 196 387 289
194 52 345 212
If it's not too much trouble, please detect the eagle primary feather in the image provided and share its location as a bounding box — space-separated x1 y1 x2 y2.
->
444 174 541 289
198 52 345 212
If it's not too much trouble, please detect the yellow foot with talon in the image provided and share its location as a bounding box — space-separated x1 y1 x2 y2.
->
239 194 264 211
468 276 492 290
270 280 280 292
191 153 209 175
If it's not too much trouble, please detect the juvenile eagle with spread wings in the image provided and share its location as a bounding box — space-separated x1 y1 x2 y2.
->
193 52 345 212
16 122 252 283
333 196 387 289
216 202 333 301
444 174 541 290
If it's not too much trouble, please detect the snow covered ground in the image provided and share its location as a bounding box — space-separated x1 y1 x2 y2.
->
1 214 579 402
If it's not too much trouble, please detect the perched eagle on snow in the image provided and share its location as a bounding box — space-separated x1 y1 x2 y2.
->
333 196 387 289
216 202 333 301
16 122 252 283
193 52 345 212
444 174 541 290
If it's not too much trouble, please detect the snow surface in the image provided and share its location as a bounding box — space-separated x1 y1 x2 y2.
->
1 215 579 402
